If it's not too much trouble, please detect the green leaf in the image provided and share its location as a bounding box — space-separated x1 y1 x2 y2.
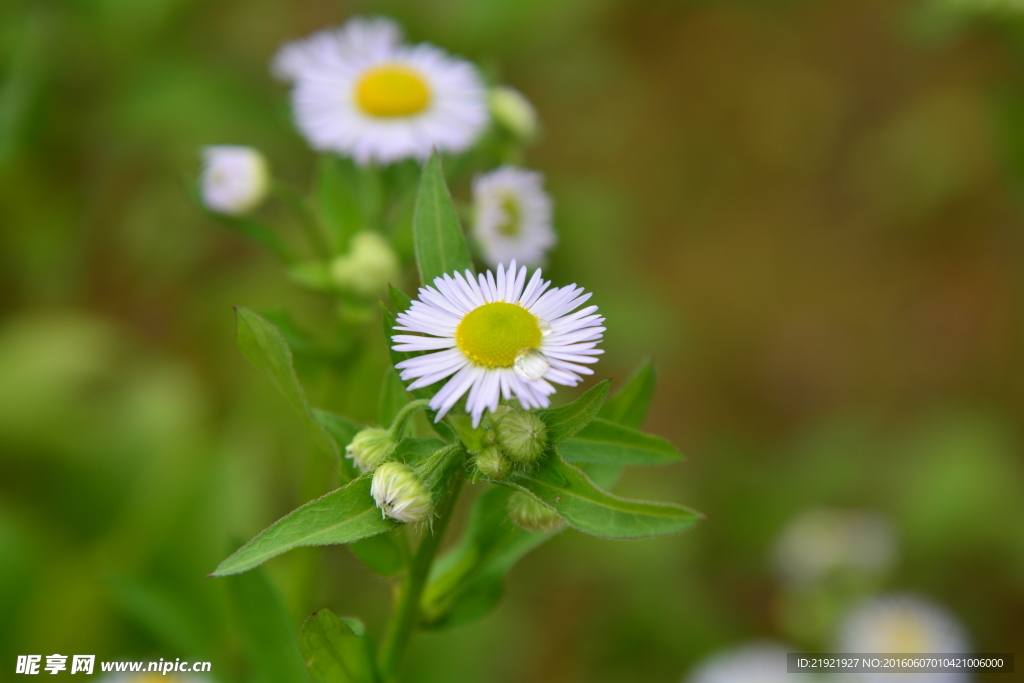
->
235 307 339 462
412 152 472 285
559 418 682 466
211 475 398 576
421 486 553 629
312 409 360 482
226 567 310 683
599 359 656 429
498 451 703 539
348 530 406 578
388 284 412 314
537 380 610 444
393 437 446 466
378 367 410 429
300 609 378 683
316 155 362 252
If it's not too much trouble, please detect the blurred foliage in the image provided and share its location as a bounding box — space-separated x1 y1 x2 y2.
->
2 0 1024 682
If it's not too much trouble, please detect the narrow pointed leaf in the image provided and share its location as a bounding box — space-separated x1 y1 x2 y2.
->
378 367 410 429
537 380 610 444
212 475 398 576
312 409 360 482
300 609 378 683
559 418 682 466
497 451 702 539
226 568 310 683
388 284 412 314
412 152 472 285
421 486 553 630
235 307 339 462
599 359 656 429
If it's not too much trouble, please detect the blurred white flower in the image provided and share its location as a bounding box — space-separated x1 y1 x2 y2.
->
273 16 488 165
774 508 896 585
686 642 794 683
838 594 970 682
199 145 269 216
472 166 555 268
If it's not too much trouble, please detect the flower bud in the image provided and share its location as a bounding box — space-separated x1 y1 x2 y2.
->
473 445 511 480
507 491 562 532
371 461 433 524
489 86 538 141
346 427 396 472
200 145 269 216
331 232 400 298
493 407 547 465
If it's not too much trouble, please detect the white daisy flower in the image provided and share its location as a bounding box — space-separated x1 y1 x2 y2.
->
686 642 794 683
273 16 488 165
272 16 403 82
199 146 269 216
773 508 896 585
472 166 555 268
838 595 970 682
391 261 604 427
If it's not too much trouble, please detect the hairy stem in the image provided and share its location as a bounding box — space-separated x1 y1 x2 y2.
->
377 475 464 681
387 399 431 441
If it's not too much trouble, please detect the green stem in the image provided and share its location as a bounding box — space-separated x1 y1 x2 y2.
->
387 399 430 440
377 475 464 682
272 181 331 259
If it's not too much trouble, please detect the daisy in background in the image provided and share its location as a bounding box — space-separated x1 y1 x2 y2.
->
472 166 556 268
272 16 488 165
686 642 795 683
773 508 896 585
391 260 604 426
838 594 970 682
199 146 269 216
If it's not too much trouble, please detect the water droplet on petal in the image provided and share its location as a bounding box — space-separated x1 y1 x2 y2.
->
514 348 550 381
537 319 553 337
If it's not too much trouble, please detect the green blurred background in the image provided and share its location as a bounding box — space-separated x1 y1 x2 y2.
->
2 0 1024 681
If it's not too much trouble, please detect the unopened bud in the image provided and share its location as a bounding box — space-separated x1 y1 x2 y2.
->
200 145 270 216
371 461 433 524
331 232 400 297
507 491 563 532
346 428 395 472
494 408 547 465
489 87 538 141
474 445 511 480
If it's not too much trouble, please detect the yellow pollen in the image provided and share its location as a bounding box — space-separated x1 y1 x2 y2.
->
355 65 432 117
456 302 541 368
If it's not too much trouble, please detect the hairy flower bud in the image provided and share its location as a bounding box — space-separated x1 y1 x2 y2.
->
331 232 400 297
371 461 433 524
493 407 547 465
200 145 269 216
346 427 396 472
473 445 511 480
489 86 538 141
507 491 563 532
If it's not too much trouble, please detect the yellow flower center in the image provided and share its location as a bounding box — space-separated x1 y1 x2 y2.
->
354 65 432 117
497 195 522 236
456 302 541 368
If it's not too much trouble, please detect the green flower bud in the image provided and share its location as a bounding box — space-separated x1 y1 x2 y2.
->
371 461 433 524
493 407 547 465
346 427 395 472
473 445 511 480
507 491 563 532
489 86 538 141
331 232 400 297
